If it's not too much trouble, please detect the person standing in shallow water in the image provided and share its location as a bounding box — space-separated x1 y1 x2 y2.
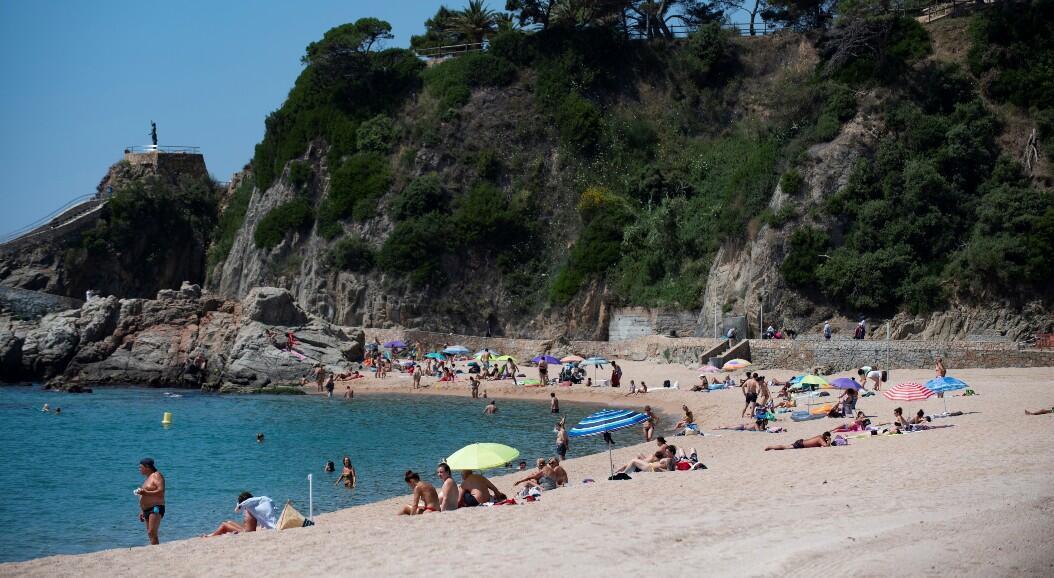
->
335 456 357 488
550 392 559 413
555 417 569 460
135 458 165 545
484 400 498 414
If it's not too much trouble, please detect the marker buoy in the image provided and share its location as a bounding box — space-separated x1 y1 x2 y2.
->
161 412 172 425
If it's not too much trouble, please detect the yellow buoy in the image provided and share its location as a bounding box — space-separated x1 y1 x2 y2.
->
161 412 172 425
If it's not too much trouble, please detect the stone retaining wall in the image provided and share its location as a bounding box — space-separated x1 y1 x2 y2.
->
363 328 1054 370
608 307 699 341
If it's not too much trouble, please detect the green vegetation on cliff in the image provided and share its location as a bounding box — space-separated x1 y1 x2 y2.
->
236 0 1053 322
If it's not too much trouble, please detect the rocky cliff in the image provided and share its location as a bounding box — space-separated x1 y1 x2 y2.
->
0 284 365 392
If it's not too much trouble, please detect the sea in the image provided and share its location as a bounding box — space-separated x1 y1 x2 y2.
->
0 386 626 563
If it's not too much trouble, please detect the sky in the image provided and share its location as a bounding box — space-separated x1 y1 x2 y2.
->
0 0 441 235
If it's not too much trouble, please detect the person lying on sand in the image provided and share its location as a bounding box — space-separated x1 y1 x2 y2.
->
514 459 558 491
673 447 707 470
717 422 787 433
619 445 677 474
207 492 275 536
765 432 832 451
399 470 441 515
459 471 505 507
831 418 871 433
1025 407 1053 415
892 407 911 430
910 409 931 425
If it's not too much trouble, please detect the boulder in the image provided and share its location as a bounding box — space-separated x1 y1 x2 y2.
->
243 287 308 326
179 281 202 300
21 310 80 378
78 295 119 343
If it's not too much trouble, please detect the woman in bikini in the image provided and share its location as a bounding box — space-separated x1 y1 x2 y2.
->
673 405 696 431
398 470 441 515
335 456 357 488
642 406 656 441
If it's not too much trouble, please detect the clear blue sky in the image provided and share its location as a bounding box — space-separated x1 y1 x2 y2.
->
0 0 441 235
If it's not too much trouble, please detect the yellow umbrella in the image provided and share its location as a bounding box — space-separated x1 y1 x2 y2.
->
799 374 828 387
493 355 517 363
445 443 520 471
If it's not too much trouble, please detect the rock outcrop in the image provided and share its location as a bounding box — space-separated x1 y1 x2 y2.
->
0 286 365 392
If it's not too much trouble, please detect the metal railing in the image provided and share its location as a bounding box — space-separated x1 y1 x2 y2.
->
415 41 487 60
629 21 778 39
125 145 201 154
0 194 105 246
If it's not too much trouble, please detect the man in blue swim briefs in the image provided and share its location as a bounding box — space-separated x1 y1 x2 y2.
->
135 458 166 545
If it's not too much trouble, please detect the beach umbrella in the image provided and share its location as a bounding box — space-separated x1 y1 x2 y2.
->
798 374 828 387
580 357 608 383
698 364 720 373
493 355 516 363
425 352 445 360
533 355 561 365
384 340 406 349
722 359 751 371
924 376 968 414
560 355 584 363
828 377 862 390
569 408 650 477
883 382 934 402
443 345 470 355
446 443 520 471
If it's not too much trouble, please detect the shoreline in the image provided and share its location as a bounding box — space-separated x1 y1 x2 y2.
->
5 364 1054 575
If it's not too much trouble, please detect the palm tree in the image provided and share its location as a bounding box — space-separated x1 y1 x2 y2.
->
448 0 498 44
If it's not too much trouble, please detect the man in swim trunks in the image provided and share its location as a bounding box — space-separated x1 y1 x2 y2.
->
551 392 560 413
538 357 549 385
764 432 832 451
459 470 504 506
555 417 569 459
484 400 498 414
436 462 459 512
742 374 759 418
547 458 569 486
136 458 165 545
399 470 441 515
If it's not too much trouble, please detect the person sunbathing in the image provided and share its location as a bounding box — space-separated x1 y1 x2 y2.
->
615 449 674 472
1025 407 1053 415
514 459 558 491
458 470 505 507
399 470 441 515
673 447 707 470
910 409 931 425
765 432 832 451
547 458 568 486
673 405 696 431
892 407 911 429
717 422 786 433
831 418 871 433
207 492 275 536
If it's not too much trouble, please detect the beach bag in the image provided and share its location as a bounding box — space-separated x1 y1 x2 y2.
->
881 370 888 382
276 501 313 530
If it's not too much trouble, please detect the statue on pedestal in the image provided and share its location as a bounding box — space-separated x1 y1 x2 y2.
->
150 121 158 147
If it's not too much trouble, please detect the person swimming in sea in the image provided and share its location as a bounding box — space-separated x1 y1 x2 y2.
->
484 400 497 414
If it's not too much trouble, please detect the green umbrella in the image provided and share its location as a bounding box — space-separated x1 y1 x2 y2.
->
445 443 520 471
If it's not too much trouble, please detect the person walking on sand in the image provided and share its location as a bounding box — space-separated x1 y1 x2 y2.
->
642 405 657 441
399 470 441 515
742 373 759 418
538 357 549 385
335 456 357 488
765 432 832 451
135 458 165 545
610 361 622 388
555 417 569 460
550 392 560 414
436 462 459 512
412 364 422 389
484 400 498 414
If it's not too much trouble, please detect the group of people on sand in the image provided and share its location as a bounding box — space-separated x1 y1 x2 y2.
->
616 437 706 473
398 462 564 515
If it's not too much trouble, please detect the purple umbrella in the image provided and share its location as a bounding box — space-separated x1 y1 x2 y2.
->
384 340 406 349
829 377 862 390
532 355 561 364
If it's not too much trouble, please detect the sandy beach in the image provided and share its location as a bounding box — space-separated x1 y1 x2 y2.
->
5 362 1054 577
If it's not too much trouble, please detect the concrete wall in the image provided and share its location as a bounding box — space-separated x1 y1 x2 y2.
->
124 151 208 182
363 327 1054 370
608 307 699 340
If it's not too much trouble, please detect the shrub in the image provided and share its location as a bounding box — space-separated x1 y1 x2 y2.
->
356 115 396 153
422 52 517 110
253 198 314 249
326 236 375 272
550 208 627 304
451 182 528 247
391 174 447 221
288 161 312 190
780 169 804 195
377 216 446 287
319 153 391 225
555 93 602 152
207 176 254 269
781 227 830 288
489 29 535 66
475 149 501 181
684 22 730 83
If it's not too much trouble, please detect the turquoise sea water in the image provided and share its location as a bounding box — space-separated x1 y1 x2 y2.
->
0 386 626 563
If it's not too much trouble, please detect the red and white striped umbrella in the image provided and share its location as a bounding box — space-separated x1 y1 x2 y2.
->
883 382 935 401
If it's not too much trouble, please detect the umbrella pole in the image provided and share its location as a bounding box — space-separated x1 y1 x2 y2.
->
608 440 614 478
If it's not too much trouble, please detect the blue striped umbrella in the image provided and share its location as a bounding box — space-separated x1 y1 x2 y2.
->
569 408 649 477
443 345 470 355
924 376 968 414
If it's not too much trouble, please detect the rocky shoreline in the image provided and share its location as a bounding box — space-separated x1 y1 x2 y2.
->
0 284 364 393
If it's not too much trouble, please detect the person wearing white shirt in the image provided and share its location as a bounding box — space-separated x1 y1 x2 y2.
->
207 492 276 536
